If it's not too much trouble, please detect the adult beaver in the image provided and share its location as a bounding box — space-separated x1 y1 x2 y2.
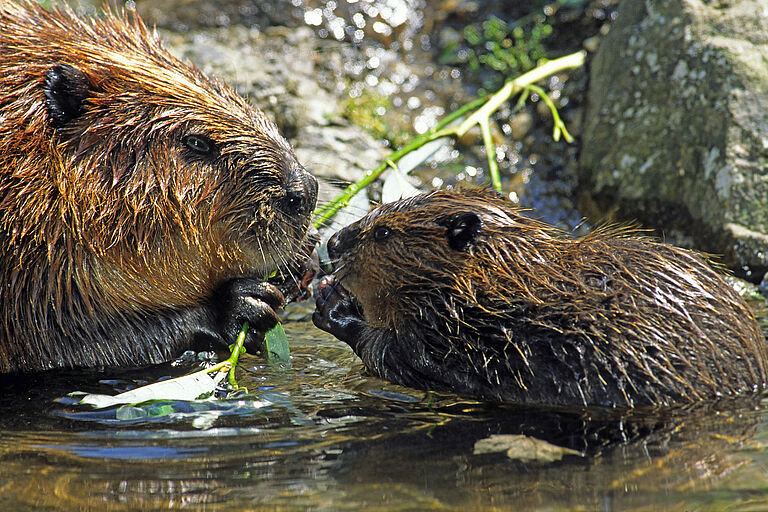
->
314 188 768 407
0 1 318 373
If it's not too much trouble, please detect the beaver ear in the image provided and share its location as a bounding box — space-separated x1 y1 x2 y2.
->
43 64 91 128
441 212 482 251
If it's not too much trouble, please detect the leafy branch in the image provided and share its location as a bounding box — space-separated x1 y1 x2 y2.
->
313 50 586 227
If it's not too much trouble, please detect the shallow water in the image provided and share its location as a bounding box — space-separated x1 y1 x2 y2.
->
2 315 768 511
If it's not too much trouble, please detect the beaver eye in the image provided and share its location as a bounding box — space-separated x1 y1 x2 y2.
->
182 134 216 156
373 226 391 242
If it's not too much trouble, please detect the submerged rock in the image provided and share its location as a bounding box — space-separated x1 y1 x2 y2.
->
580 0 768 280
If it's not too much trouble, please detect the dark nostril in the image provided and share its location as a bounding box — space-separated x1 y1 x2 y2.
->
285 190 306 215
305 173 318 210
285 167 318 216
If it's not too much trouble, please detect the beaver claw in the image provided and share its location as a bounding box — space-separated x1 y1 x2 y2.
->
218 279 285 353
312 276 365 344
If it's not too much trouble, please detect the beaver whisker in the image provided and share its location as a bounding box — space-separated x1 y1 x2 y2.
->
320 257 342 271
312 218 349 231
330 265 350 284
268 234 292 274
255 236 271 275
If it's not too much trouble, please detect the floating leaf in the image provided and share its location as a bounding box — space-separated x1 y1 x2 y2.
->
474 434 583 463
73 365 231 409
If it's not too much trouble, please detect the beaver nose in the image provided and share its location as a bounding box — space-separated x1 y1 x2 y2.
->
285 167 318 217
302 170 318 211
326 227 359 261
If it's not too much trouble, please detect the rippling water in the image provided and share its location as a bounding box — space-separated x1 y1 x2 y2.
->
2 317 768 511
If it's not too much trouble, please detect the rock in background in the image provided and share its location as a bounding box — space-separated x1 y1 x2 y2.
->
580 0 768 280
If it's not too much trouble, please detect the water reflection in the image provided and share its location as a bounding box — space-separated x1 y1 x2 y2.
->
1 320 767 510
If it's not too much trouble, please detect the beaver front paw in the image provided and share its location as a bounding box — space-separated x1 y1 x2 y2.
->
218 279 285 353
312 276 366 344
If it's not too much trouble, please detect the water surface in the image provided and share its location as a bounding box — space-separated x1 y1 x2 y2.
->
2 317 768 511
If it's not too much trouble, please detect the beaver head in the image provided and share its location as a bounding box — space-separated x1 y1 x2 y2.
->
0 1 317 371
317 188 768 407
325 188 550 330
0 1 317 314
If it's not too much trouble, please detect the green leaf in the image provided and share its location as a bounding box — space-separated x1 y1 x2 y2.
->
265 323 290 364
464 25 481 45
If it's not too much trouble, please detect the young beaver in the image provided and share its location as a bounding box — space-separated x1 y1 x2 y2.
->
314 188 768 407
0 2 318 373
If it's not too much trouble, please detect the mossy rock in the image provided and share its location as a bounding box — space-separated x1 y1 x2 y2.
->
580 0 768 279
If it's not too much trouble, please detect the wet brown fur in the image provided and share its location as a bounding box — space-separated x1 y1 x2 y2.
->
318 188 768 407
0 1 316 372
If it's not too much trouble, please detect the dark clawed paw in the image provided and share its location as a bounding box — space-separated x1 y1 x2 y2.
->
219 279 286 353
312 276 364 341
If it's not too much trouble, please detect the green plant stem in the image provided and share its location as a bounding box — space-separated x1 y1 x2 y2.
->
454 51 584 137
313 95 489 228
205 321 249 388
524 83 573 143
314 50 586 220
478 118 501 191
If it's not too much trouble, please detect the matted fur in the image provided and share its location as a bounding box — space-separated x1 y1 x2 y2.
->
0 1 316 371
319 188 768 407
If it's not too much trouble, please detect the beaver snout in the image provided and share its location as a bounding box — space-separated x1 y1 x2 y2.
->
283 166 318 217
326 226 359 261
